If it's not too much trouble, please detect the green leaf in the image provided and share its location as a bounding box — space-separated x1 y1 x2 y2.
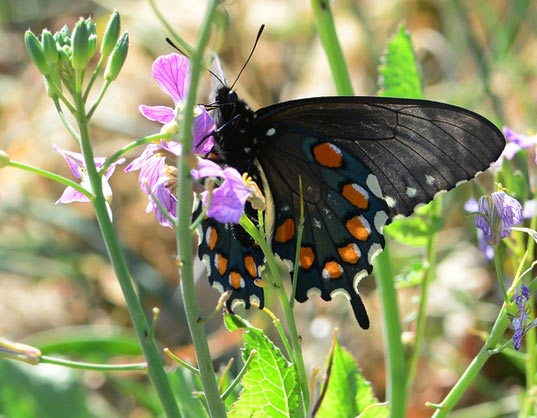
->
169 367 209 418
394 260 428 288
379 24 423 99
316 338 388 418
384 211 443 247
227 314 299 417
224 312 248 332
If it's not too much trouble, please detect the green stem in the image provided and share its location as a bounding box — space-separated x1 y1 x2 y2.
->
83 57 104 102
164 348 200 375
241 216 308 417
87 80 111 120
221 349 256 401
431 261 537 416
40 355 146 371
494 252 509 304
8 160 93 200
374 244 407 418
407 224 438 391
310 0 354 95
73 70 180 417
99 133 169 175
52 97 81 143
174 1 226 417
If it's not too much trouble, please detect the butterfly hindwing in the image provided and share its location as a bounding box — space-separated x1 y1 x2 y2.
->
197 211 265 311
259 134 390 328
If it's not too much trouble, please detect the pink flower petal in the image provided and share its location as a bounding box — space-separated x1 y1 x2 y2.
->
139 105 175 124
104 158 126 179
203 167 250 223
56 186 90 204
191 158 224 180
152 53 190 104
193 107 215 154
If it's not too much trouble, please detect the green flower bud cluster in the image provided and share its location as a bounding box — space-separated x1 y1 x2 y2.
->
24 11 128 97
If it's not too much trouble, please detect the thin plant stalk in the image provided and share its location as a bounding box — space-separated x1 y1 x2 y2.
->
72 70 181 418
40 355 147 371
174 0 227 416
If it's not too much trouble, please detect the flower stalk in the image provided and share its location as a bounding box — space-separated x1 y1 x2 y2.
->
173 0 227 417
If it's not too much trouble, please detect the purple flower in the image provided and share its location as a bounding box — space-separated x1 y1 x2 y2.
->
126 141 251 226
54 144 125 204
474 191 522 246
139 53 214 154
492 127 537 167
511 284 536 350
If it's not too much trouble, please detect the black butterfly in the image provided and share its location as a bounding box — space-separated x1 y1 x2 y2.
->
196 87 505 329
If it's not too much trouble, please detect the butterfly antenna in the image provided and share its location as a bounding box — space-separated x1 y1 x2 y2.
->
230 24 265 90
166 37 225 86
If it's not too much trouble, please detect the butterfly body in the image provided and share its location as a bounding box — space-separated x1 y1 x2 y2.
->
198 89 505 329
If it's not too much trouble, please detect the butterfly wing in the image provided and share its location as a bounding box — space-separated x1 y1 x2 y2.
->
252 96 504 327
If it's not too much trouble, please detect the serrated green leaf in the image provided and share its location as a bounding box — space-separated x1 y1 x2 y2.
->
228 316 299 417
379 24 423 98
316 338 383 418
224 312 249 332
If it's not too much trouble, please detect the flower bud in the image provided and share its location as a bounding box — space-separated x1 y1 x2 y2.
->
86 19 97 60
71 18 89 70
59 24 71 45
58 45 70 64
24 30 49 75
0 337 41 365
104 31 129 81
101 11 120 58
46 66 63 96
0 149 10 167
41 29 59 65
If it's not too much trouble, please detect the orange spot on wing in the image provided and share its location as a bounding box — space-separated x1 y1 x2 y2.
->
313 143 343 168
244 255 257 277
343 184 368 209
207 227 217 250
299 247 315 269
323 261 343 279
338 243 360 264
346 216 370 241
230 271 243 289
275 218 295 243
216 253 228 275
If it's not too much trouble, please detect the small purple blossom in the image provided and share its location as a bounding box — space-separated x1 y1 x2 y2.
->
126 141 251 226
511 284 537 350
474 191 522 246
54 144 125 204
492 127 537 167
139 53 214 154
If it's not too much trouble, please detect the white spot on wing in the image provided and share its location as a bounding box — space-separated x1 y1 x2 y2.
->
366 174 383 198
406 187 417 198
202 254 211 277
330 288 351 300
425 175 435 185
368 243 383 264
211 280 224 293
353 270 368 294
313 218 321 229
385 196 396 208
266 128 276 136
374 211 389 233
249 295 261 306
307 287 322 298
205 226 213 247
231 299 245 311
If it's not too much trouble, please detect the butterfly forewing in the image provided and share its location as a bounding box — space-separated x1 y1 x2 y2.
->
255 97 505 218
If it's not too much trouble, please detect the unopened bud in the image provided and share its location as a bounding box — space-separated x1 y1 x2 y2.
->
0 337 41 365
24 30 49 76
101 11 120 58
86 19 97 60
58 45 70 64
58 24 71 45
71 18 89 70
104 31 129 81
0 150 10 167
41 29 59 65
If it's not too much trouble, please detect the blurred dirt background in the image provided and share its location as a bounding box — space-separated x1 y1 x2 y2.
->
1 0 535 416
